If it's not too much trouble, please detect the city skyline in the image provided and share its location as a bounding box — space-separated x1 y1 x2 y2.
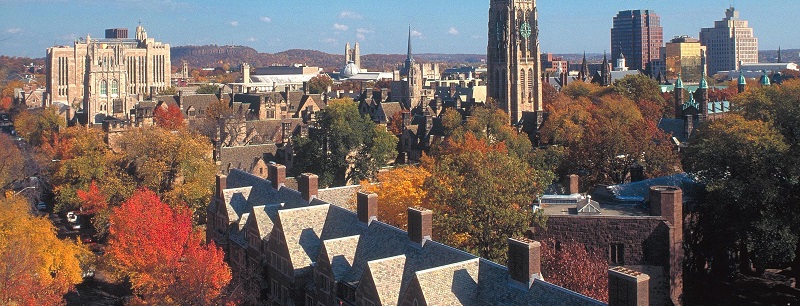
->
0 0 797 58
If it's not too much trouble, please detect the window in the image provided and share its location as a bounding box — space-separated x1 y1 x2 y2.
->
100 80 108 96
305 295 314 306
610 243 625 265
111 80 119 96
316 272 330 293
113 99 123 113
271 280 279 298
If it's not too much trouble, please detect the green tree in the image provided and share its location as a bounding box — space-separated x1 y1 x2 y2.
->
291 98 396 187
307 75 334 94
13 106 65 148
613 74 668 120
196 84 220 95
683 114 790 276
158 86 178 96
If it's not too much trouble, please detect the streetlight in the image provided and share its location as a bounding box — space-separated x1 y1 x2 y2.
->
12 186 36 197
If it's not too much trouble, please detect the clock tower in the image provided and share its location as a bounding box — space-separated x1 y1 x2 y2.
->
487 0 543 127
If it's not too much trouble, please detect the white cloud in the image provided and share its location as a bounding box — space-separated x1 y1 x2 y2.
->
356 33 366 40
411 30 423 37
448 27 459 35
229 20 239 27
339 10 362 19
357 28 372 34
322 38 338 44
247 37 257 42
333 23 349 31
259 16 272 23
6 28 21 34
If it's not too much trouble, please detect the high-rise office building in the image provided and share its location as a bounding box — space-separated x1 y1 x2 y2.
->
487 0 543 126
699 7 758 74
662 36 707 82
611 10 663 73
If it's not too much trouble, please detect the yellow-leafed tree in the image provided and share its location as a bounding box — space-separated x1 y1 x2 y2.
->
0 197 88 305
363 165 431 230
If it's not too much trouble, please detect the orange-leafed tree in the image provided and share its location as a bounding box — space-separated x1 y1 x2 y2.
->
541 239 608 302
107 188 231 304
154 104 185 130
0 197 88 305
363 165 431 229
76 180 108 215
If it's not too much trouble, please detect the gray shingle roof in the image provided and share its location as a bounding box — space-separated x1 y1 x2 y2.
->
277 204 362 271
317 185 362 209
364 255 407 305
321 235 360 281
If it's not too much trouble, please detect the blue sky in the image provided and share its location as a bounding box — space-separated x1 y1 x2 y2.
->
0 0 796 58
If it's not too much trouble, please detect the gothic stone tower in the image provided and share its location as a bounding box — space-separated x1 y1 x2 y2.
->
487 0 543 126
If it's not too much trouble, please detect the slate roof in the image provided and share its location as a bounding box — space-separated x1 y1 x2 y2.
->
230 212 250 247
591 173 699 206
317 185 362 209
413 259 480 304
250 205 281 240
277 204 363 271
226 169 308 209
381 102 403 122
363 255 407 305
219 144 278 173
657 118 688 143
321 235 361 281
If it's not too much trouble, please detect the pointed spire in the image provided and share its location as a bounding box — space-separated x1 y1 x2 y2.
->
675 73 684 89
579 51 590 82
778 46 782 63
699 50 708 90
406 26 414 63
738 71 746 85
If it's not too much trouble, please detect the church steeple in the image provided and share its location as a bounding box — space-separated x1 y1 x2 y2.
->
579 51 590 82
778 46 782 63
601 52 611 86
404 26 414 72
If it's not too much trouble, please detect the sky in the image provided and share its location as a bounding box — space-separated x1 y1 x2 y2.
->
0 0 797 58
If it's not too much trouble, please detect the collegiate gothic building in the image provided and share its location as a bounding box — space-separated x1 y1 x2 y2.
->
487 0 543 126
46 24 171 125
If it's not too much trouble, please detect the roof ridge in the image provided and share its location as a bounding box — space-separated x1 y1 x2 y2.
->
414 258 480 276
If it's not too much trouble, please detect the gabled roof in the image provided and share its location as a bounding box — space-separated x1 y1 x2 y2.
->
276 204 362 271
412 259 480 304
363 255 407 305
249 205 281 240
321 235 361 281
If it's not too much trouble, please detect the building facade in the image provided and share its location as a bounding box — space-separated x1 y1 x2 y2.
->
46 24 171 125
699 7 758 74
611 10 663 73
662 36 706 82
487 0 543 126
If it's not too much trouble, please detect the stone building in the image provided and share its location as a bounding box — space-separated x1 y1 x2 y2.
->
487 0 543 127
207 168 608 305
46 24 171 125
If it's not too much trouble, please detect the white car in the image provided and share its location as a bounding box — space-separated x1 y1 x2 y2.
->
66 212 81 230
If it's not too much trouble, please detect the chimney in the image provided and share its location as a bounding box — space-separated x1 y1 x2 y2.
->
649 186 682 231
507 237 542 287
357 192 378 225
564 174 579 195
407 207 432 245
608 267 650 306
267 164 286 190
215 174 227 200
298 173 318 202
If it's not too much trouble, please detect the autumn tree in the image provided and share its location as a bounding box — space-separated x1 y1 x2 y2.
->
158 86 178 96
307 74 334 94
0 134 24 189
13 106 65 148
291 98 396 187
363 165 431 229
541 239 608 302
196 84 220 94
107 188 231 304
116 127 216 222
0 196 88 305
154 104 185 130
386 111 404 135
426 131 551 263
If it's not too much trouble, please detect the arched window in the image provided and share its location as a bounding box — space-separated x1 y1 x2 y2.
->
111 80 119 96
100 80 108 96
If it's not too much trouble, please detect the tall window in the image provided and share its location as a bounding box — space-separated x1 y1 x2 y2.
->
100 80 108 96
111 80 119 96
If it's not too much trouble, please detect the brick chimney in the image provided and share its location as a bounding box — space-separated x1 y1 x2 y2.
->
608 267 650 306
267 163 286 190
564 174 579 195
215 174 227 200
650 186 684 305
298 173 318 202
407 207 432 245
507 237 542 287
357 192 378 225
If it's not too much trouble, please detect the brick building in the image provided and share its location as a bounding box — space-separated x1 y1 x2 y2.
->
530 180 685 306
207 168 608 305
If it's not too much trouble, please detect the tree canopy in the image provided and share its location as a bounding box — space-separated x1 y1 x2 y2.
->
291 98 396 187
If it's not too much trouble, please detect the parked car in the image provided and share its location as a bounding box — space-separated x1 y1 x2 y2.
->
66 211 81 230
36 201 46 211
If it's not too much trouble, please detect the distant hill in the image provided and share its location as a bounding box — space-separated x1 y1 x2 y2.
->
171 45 488 72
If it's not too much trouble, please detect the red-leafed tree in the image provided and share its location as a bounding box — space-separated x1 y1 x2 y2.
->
541 239 608 302
76 180 108 215
107 188 231 304
154 104 185 130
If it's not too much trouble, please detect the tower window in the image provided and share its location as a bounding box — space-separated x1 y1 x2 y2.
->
100 80 108 96
111 80 119 96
